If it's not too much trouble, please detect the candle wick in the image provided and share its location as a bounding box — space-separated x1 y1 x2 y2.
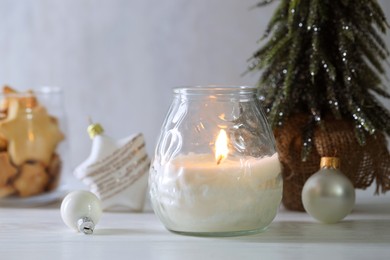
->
216 155 223 165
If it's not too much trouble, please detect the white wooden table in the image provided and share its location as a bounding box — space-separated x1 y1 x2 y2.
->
0 192 389 260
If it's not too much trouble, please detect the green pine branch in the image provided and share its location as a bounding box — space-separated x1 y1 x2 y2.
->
248 0 390 158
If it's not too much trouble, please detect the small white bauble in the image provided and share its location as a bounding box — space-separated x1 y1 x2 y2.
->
61 190 102 234
302 164 355 224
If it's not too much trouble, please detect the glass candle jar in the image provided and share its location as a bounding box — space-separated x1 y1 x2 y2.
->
0 86 68 206
149 86 283 236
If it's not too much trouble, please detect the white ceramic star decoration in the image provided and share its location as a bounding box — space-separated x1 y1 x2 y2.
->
74 123 150 211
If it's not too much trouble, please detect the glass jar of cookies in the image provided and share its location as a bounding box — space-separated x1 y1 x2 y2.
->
0 85 68 206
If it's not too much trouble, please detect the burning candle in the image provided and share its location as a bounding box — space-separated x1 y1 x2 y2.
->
150 129 282 235
149 86 283 236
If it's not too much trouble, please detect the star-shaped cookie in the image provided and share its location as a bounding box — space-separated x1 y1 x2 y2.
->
0 152 17 186
0 134 7 151
14 162 49 197
0 100 64 166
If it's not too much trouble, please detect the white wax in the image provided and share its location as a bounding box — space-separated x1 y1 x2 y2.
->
150 153 282 233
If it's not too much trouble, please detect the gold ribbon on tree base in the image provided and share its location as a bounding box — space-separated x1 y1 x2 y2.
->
275 114 390 211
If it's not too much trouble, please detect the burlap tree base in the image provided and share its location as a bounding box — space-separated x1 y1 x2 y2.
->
275 114 390 211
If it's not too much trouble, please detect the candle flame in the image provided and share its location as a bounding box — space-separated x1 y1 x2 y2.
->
215 129 228 165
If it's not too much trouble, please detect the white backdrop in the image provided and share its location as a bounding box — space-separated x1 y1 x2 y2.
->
0 0 389 198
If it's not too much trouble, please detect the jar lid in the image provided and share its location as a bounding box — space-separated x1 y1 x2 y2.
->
320 157 340 169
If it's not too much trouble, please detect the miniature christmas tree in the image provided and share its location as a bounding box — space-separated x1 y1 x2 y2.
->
248 0 390 210
248 0 390 158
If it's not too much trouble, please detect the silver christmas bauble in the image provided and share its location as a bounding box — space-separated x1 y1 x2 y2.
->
302 167 355 223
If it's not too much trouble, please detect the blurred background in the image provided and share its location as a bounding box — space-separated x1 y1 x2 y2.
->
0 0 389 197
